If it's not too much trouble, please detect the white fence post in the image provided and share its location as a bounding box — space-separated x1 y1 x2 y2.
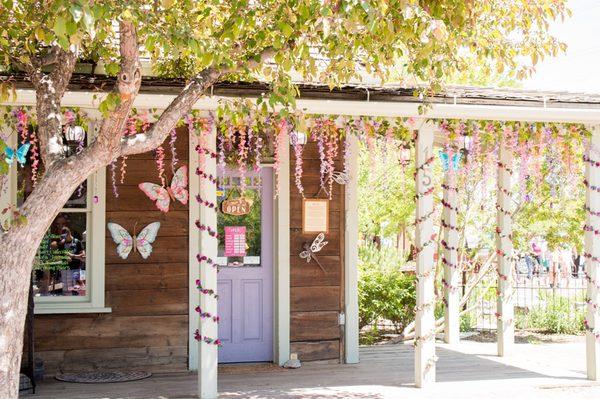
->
585 125 600 380
496 137 514 357
414 123 436 387
442 168 460 344
197 120 218 399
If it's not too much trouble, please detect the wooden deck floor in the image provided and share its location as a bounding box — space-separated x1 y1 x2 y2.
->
24 339 600 399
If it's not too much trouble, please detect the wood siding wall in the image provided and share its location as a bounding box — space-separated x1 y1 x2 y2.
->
289 139 345 362
32 128 189 375
29 130 346 373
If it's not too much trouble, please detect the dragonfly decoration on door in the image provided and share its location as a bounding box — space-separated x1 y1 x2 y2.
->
299 232 329 272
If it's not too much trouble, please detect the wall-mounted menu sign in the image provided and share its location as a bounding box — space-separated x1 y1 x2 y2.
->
224 226 247 257
302 199 329 234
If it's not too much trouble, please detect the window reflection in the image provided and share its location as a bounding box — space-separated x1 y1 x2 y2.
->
33 213 87 297
217 175 262 267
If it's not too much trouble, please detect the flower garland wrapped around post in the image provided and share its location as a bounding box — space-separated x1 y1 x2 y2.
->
583 148 600 341
191 113 221 346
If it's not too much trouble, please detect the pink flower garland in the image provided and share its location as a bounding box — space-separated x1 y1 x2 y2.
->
29 129 39 187
237 124 248 192
291 131 305 197
110 160 119 198
273 118 288 198
169 128 179 173
155 145 166 187
119 156 128 184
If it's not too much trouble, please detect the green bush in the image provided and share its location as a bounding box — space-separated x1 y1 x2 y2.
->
515 292 585 334
358 244 416 333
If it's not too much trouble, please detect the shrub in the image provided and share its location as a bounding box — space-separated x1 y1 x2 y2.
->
358 244 416 333
515 292 585 334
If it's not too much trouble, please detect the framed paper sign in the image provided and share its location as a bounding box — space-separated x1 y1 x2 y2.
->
302 199 329 234
224 226 247 257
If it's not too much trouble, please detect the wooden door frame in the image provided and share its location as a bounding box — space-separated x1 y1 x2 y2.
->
188 130 291 370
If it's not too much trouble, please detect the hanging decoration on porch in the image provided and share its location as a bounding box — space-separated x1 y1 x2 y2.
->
299 232 329 272
291 130 305 197
220 187 253 216
138 165 189 213
4 142 30 166
438 150 462 171
110 159 119 198
107 221 161 260
154 145 167 188
169 128 179 173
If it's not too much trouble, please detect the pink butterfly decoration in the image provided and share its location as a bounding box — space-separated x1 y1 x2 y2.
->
139 165 189 212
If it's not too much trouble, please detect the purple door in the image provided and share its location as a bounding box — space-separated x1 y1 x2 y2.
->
217 168 273 363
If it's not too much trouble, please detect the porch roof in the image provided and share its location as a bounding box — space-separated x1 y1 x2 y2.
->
5 72 600 109
6 73 600 123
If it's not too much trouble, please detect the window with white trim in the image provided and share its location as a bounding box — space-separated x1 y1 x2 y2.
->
11 121 109 314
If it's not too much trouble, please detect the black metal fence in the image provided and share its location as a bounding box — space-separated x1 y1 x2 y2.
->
463 269 587 332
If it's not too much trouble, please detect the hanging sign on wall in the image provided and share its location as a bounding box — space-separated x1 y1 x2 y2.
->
302 198 329 234
224 226 247 257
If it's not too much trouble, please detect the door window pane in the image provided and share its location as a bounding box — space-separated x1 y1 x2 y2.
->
217 176 262 267
33 212 87 297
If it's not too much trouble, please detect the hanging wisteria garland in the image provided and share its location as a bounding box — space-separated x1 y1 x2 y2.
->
0 105 591 207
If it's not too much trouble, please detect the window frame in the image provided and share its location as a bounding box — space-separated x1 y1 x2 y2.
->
4 119 110 314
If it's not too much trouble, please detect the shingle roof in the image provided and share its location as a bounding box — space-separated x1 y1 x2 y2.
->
5 72 600 109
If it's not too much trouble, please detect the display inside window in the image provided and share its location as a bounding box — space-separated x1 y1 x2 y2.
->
217 176 262 267
33 212 87 297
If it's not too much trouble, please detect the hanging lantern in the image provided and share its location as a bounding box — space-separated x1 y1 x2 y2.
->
398 143 411 167
65 125 86 142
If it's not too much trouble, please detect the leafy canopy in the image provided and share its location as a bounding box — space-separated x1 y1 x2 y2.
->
0 0 569 106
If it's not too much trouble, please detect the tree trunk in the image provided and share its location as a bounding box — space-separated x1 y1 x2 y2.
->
0 150 108 397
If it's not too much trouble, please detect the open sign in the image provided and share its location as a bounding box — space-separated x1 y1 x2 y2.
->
221 197 252 216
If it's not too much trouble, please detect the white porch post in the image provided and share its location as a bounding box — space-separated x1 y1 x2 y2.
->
585 125 600 380
496 137 514 357
442 169 460 344
197 122 218 399
274 133 291 366
414 123 436 387
344 134 360 364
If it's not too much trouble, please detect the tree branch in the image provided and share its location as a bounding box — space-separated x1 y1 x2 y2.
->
90 20 142 161
119 46 277 157
30 47 77 167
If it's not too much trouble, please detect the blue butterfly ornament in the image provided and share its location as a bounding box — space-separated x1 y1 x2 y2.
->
5 143 31 166
438 150 462 171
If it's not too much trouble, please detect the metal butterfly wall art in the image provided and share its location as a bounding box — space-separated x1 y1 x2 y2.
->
331 171 350 185
139 165 188 212
299 233 328 272
107 222 161 259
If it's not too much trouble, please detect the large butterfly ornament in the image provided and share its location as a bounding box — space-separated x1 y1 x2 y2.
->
5 143 30 166
299 233 329 272
438 150 462 171
139 165 189 212
107 222 161 259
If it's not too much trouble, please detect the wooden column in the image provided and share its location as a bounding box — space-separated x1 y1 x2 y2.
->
496 137 514 357
414 124 436 387
442 169 460 344
344 134 360 364
197 122 218 399
274 132 290 366
585 126 600 380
